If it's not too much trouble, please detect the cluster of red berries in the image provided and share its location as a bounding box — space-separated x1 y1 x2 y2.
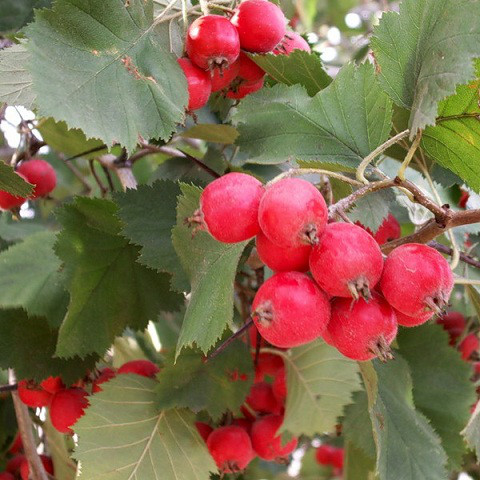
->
177 0 310 110
0 158 56 211
194 172 455 361
315 444 344 474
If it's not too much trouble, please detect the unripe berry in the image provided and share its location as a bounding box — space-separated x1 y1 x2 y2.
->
211 61 240 92
437 311 466 344
459 333 479 361
17 159 56 198
246 381 282 414
252 272 330 348
177 58 212 111
0 173 28 210
272 368 286 404
50 388 89 434
20 455 53 480
207 425 254 472
186 15 240 70
237 51 265 83
251 414 298 461
381 244 454 317
273 32 311 55
195 421 213 442
259 178 328 248
118 360 159 378
92 367 117 393
40 376 65 394
310 223 384 300
395 309 433 328
226 77 264 99
0 472 14 480
327 294 398 361
231 0 287 53
254 352 284 382
198 172 264 243
17 380 52 408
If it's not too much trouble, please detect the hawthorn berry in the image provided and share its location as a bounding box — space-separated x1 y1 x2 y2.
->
252 271 330 348
6 455 25 474
327 293 398 361
459 189 470 208
248 323 266 349
206 425 254 472
251 414 298 461
17 380 52 408
7 433 22 455
0 172 28 211
232 417 253 433
246 381 282 414
331 447 344 470
92 367 117 393
20 455 53 480
310 223 384 300
315 444 336 466
237 51 265 83
273 32 311 55
17 159 56 199
373 213 401 245
272 368 286 404
226 77 264 99
40 376 65 394
459 333 479 361
197 172 264 243
0 472 14 480
395 309 433 328
254 352 284 382
195 421 213 442
437 311 466 344
211 61 240 92
231 0 287 53
381 243 454 317
259 178 328 248
118 360 159 378
50 388 89 434
177 58 212 111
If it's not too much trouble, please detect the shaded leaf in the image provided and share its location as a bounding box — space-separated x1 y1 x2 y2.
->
181 124 239 144
0 160 33 197
0 0 52 34
344 441 376 480
348 189 395 232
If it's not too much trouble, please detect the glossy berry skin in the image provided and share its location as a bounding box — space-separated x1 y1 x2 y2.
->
256 230 311 272
40 376 65 394
252 272 330 348
118 360 159 378
231 0 287 53
251 415 298 461
437 312 466 344
177 58 212 111
211 61 240 92
237 52 265 83
207 425 254 473
200 173 264 243
17 380 52 408
273 32 311 55
17 159 56 198
259 178 328 248
254 352 284 382
381 244 454 317
186 15 240 70
272 368 286 404
459 333 479 361
246 381 282 414
315 444 336 465
395 309 433 328
310 223 384 299
0 172 27 210
195 421 213 442
92 367 117 393
327 294 398 361
50 388 89 434
0 472 14 480
20 455 53 480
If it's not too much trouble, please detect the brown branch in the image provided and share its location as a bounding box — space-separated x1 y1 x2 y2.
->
98 154 138 191
429 240 480 269
89 160 108 196
206 319 254 362
0 383 17 393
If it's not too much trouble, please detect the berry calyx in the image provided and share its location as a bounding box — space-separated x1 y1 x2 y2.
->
309 223 384 300
252 271 330 348
211 61 240 92
186 15 240 71
327 293 398 361
17 380 52 408
0 172 28 211
251 414 298 461
395 309 433 328
246 381 282 414
226 77 264 99
20 455 53 480
206 425 254 473
197 172 264 243
231 0 287 53
118 360 160 378
273 32 311 55
92 367 117 393
50 388 89 434
17 159 56 199
195 421 214 442
381 243 454 317
259 178 328 248
437 311 466 344
177 58 212 111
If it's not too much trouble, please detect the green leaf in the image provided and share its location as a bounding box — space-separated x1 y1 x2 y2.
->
397 324 476 468
233 63 393 169
279 339 361 436
75 375 216 480
466 285 480 320
0 215 45 242
27 0 187 152
249 50 331 96
463 400 480 459
348 190 395 232
360 359 448 480
0 160 33 197
155 341 254 419
172 184 247 357
55 197 183 358
181 124 239 144
0 0 52 34
0 231 68 328
344 441 376 480
371 0 480 135
0 309 99 384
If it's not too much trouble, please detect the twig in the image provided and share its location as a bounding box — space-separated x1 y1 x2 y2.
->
206 319 254 362
179 150 221 178
397 131 423 180
89 160 108 196
0 383 18 393
454 278 480 286
199 0 210 15
60 155 91 194
63 144 108 162
101 166 115 192
98 154 138 191
429 241 480 269
267 168 363 187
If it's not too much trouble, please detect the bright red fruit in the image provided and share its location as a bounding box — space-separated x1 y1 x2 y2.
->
327 294 398 361
20 455 53 480
331 447 344 469
7 433 22 455
395 309 433 328
177 58 212 111
259 178 328 248
232 417 253 434
248 323 266 349
273 32 311 55
251 414 298 461
186 15 240 70
237 52 265 83
459 189 470 208
459 333 479 361
195 421 213 442
17 380 52 408
226 77 264 99
50 388 89 434
381 244 454 317
6 455 25 474
254 352 284 382
118 360 160 378
0 472 14 480
373 214 401 245
246 381 282 414
207 425 254 472
252 272 330 348
92 367 117 393
231 0 287 53
199 172 264 243
310 223 383 300
272 368 286 404
437 312 466 344
17 159 56 198
40 376 65 394
211 61 240 92
315 444 335 465
0 172 27 210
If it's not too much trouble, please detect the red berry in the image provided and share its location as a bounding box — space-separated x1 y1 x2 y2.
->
252 272 330 348
231 0 287 53
459 333 479 361
6 455 25 474
20 455 53 480
459 190 470 208
272 368 286 404
315 444 335 465
254 352 284 382
17 159 56 199
273 32 311 55
0 172 28 210
381 244 454 317
207 425 254 472
195 421 213 442
50 388 89 434
0 472 14 480
473 362 480 375
199 172 264 243
40 376 65 395
226 77 264 99
437 311 466 344
232 417 253 434
256 230 311 272
331 447 344 470
395 309 433 328
310 223 384 300
118 360 160 378
177 58 212 111
248 323 266 349
7 433 22 455
17 380 52 408
251 414 297 461
259 178 328 248
186 15 240 70
327 294 398 361
373 214 401 245
92 367 117 393
211 61 240 92
246 381 282 414
237 51 265 83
